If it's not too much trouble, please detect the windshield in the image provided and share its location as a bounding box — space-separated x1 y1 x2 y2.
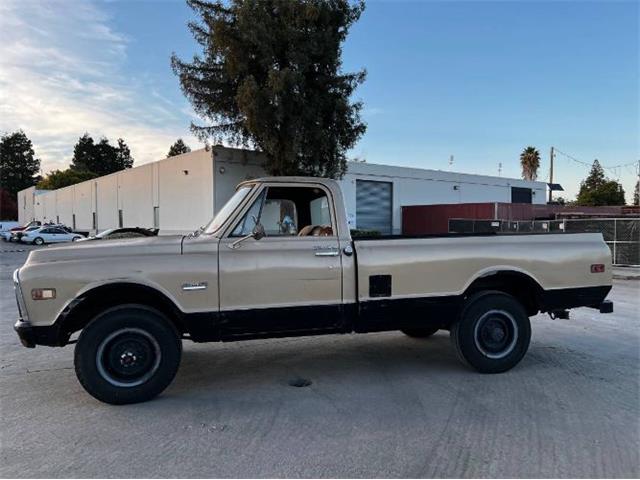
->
203 185 254 235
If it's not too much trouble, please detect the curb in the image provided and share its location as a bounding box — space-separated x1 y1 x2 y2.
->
613 274 640 281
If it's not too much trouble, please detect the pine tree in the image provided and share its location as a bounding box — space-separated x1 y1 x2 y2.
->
171 0 367 178
70 134 133 176
0 130 41 197
576 160 625 206
70 133 95 172
115 138 134 170
167 138 191 158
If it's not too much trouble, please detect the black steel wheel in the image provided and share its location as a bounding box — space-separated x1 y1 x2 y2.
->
450 291 531 373
74 305 181 404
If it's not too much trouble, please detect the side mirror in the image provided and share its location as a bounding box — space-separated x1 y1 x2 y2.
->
252 223 265 241
229 222 265 249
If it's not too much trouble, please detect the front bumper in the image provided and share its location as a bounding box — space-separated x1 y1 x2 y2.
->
14 319 62 348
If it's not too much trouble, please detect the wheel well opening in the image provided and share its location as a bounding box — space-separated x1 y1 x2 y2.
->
58 283 185 343
465 271 542 316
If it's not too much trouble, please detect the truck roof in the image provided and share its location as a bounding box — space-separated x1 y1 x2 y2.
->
238 176 339 188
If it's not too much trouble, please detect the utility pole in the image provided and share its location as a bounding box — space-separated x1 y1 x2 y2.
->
548 146 555 203
498 162 502 177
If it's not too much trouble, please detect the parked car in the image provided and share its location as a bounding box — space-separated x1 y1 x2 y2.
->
20 226 84 245
77 227 159 242
3 221 41 241
10 225 41 243
0 221 20 241
13 176 613 404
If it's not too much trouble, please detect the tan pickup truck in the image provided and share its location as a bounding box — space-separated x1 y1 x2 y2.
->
14 177 613 404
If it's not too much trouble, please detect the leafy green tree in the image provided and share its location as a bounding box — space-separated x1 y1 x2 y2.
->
167 138 191 158
0 130 41 198
37 169 97 190
71 133 133 176
171 0 367 178
519 146 540 181
576 160 626 206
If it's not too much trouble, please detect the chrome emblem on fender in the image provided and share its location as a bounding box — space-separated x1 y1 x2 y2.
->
182 282 208 291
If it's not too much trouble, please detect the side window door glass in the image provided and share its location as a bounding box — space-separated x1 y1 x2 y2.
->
232 190 266 237
229 185 334 238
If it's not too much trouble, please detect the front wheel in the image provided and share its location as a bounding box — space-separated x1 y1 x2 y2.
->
450 291 531 373
33 237 44 245
74 305 182 404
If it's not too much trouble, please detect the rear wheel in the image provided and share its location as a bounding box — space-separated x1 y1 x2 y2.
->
450 291 531 373
74 305 181 404
401 326 439 338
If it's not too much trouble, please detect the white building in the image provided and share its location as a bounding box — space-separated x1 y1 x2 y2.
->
18 146 547 235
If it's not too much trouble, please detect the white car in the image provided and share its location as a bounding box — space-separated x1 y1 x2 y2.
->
21 226 84 245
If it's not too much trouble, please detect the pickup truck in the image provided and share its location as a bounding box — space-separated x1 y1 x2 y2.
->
13 177 613 404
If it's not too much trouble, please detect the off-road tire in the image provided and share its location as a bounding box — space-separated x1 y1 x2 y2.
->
450 291 531 373
401 326 440 338
74 304 181 405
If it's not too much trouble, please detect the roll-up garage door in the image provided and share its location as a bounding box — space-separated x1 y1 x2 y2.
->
356 180 393 234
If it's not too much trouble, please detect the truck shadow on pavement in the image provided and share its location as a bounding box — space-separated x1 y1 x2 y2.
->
166 332 494 399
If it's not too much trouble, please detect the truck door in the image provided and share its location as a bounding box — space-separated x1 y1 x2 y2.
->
217 183 344 336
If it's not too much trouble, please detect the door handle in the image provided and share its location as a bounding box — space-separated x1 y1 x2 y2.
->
315 250 339 257
314 248 339 257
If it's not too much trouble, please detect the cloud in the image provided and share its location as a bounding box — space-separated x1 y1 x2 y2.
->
0 0 199 173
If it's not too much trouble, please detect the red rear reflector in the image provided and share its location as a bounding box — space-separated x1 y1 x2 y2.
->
591 264 605 273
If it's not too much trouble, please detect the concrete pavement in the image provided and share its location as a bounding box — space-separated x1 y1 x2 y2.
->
1 245 639 478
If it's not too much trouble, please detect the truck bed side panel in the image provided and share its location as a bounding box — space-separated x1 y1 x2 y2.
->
353 233 611 330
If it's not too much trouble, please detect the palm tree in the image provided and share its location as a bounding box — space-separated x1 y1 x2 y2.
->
520 146 540 181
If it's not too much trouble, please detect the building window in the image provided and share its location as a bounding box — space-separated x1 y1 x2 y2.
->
92 212 97 230
118 209 123 228
511 187 532 204
153 207 159 229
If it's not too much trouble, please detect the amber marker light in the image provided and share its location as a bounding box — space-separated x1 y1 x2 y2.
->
31 288 56 300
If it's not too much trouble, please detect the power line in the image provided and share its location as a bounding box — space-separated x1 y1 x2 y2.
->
554 148 637 171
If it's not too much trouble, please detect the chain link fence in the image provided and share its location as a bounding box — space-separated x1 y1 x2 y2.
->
449 218 639 266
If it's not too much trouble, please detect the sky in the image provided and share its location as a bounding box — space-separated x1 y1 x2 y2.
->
1 0 638 202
